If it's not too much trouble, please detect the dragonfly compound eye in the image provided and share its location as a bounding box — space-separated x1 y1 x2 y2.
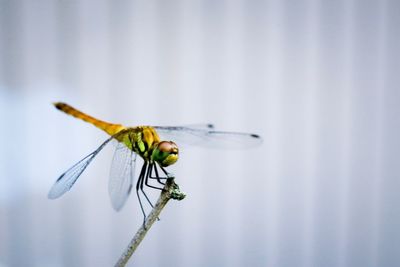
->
153 141 179 167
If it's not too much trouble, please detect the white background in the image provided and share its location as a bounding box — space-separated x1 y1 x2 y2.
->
0 0 399 266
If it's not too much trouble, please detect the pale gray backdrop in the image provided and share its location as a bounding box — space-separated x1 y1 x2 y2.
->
0 0 399 266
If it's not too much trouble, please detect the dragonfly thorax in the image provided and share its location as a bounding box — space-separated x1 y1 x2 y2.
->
126 127 179 166
151 141 179 167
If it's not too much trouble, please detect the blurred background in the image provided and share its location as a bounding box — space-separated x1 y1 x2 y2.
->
1 0 399 266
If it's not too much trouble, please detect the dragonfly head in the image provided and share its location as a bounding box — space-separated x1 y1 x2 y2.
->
152 141 179 167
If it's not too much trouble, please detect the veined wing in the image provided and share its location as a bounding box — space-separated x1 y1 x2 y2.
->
48 135 115 199
48 129 133 199
153 126 262 149
180 123 215 130
108 140 137 211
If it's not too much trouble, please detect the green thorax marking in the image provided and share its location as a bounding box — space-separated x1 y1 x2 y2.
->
118 127 160 161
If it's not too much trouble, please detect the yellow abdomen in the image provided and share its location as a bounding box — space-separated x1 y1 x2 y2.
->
54 102 126 136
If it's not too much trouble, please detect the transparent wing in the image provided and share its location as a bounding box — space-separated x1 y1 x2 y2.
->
48 135 115 199
108 141 137 211
180 123 215 129
154 126 262 149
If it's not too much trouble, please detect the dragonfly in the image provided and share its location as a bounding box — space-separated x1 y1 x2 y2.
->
48 102 262 220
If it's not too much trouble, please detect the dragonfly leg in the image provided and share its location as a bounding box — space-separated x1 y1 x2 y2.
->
143 164 162 221
136 163 147 225
139 164 156 208
148 164 166 185
160 166 175 179
145 163 163 190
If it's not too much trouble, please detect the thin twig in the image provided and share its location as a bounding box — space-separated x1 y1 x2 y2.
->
114 178 185 267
